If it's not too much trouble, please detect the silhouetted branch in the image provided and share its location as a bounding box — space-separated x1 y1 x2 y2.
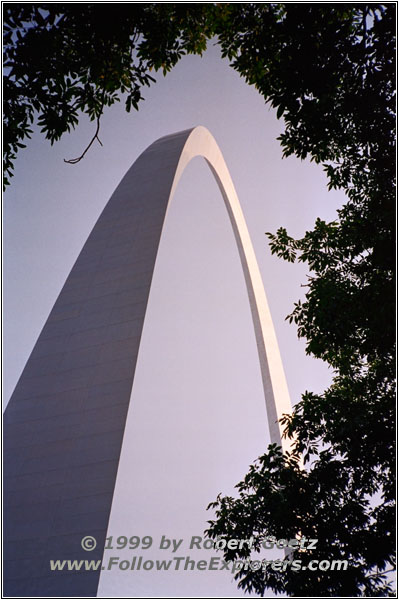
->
64 112 103 165
64 90 105 165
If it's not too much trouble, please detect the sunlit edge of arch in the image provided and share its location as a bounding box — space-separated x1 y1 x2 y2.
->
148 125 293 453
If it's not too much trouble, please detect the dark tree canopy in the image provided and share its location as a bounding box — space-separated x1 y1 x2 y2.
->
3 3 214 180
207 5 396 597
3 3 396 597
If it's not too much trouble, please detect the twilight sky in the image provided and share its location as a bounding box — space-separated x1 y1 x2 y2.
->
4 42 346 597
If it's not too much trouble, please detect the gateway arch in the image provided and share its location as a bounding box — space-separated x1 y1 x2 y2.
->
4 126 292 597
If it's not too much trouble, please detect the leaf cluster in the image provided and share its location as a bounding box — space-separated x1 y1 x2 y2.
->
3 3 215 184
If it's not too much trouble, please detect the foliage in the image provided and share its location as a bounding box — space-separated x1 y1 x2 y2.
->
206 4 396 597
3 3 214 184
3 3 396 596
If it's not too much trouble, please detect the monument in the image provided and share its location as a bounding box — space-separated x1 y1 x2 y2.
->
4 127 292 596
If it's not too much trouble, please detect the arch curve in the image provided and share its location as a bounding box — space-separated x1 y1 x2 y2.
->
143 126 292 449
4 126 292 597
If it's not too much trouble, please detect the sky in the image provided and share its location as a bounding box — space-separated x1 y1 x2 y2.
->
4 42 347 597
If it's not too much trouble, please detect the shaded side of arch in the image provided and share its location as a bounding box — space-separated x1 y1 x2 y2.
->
3 126 291 597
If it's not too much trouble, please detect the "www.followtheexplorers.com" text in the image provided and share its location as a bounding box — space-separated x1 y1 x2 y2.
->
50 555 348 574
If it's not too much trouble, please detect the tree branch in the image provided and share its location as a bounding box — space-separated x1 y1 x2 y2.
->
63 112 103 165
64 89 105 165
